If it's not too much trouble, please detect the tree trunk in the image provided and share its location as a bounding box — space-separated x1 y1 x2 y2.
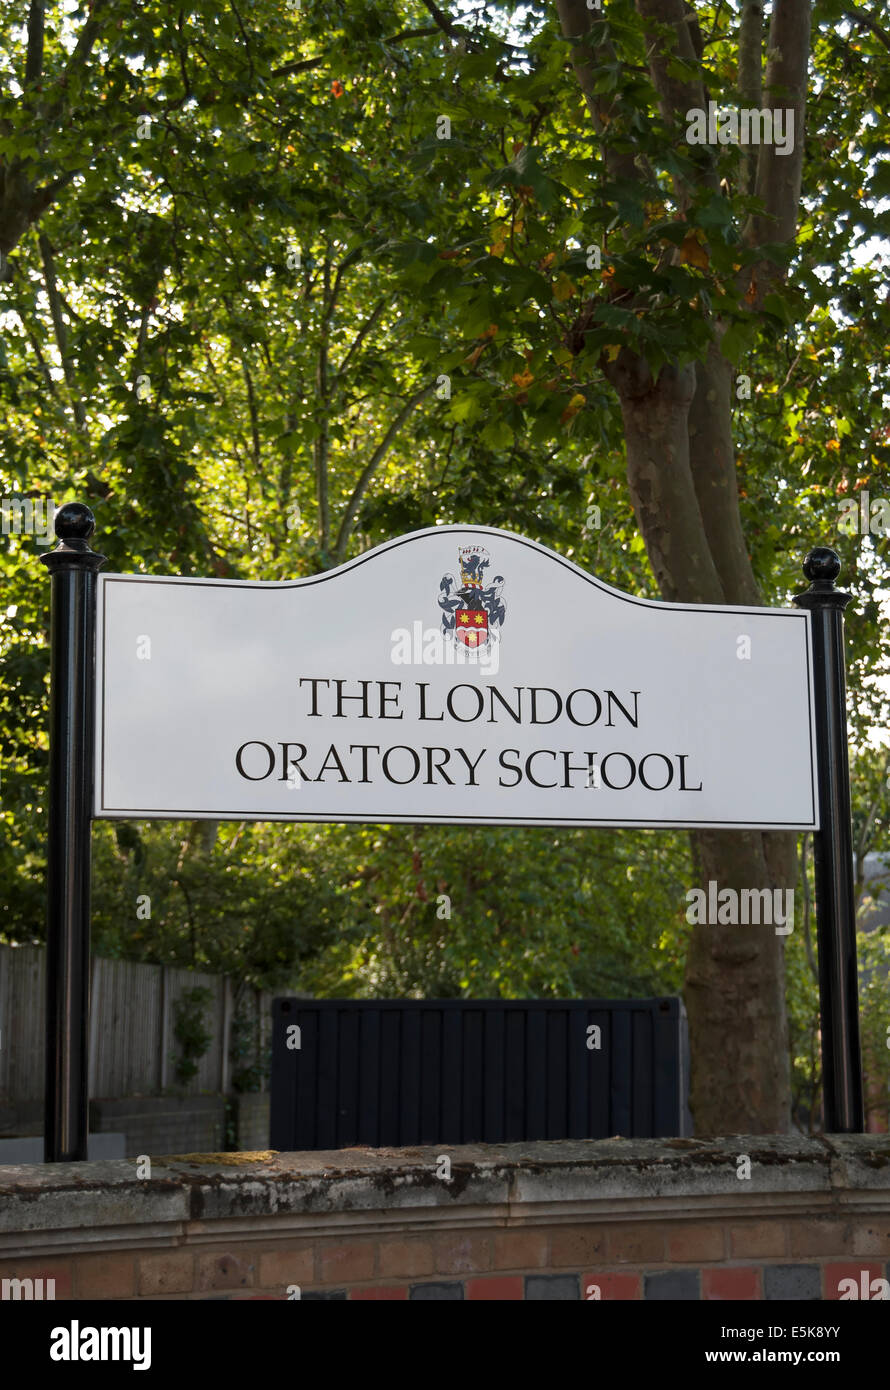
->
609 348 795 1135
686 831 792 1133
687 344 761 608
560 0 814 1135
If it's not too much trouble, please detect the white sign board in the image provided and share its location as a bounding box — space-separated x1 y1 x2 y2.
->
94 526 818 829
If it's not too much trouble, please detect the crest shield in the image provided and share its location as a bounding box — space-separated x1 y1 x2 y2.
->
455 608 489 648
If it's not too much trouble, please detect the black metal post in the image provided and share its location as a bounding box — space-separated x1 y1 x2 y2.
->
794 547 864 1133
41 503 105 1161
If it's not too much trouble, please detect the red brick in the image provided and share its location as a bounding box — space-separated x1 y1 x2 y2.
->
729 1222 787 1259
350 1286 409 1300
668 1225 725 1263
550 1225 607 1268
258 1249 315 1290
377 1239 434 1279
318 1241 375 1285
196 1251 254 1291
582 1272 640 1301
823 1262 886 1300
75 1253 135 1299
605 1225 665 1264
852 1223 890 1256
0 1262 73 1300
138 1252 194 1296
702 1267 761 1301
433 1232 492 1275
466 1276 523 1300
788 1220 852 1258
492 1230 549 1271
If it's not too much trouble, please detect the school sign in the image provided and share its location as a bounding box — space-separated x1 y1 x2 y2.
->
94 527 818 830
40 505 862 1161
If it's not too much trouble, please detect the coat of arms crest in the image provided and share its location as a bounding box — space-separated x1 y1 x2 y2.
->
438 544 506 651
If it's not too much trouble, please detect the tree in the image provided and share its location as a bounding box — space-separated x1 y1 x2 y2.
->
361 0 889 1132
1 0 888 1135
549 0 888 1132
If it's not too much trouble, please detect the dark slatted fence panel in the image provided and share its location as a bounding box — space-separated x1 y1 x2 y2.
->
270 998 690 1151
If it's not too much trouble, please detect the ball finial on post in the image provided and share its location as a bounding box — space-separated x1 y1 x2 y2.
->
802 546 842 587
795 547 849 611
41 502 104 571
54 502 96 544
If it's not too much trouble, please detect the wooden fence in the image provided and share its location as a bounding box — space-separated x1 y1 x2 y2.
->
0 945 276 1102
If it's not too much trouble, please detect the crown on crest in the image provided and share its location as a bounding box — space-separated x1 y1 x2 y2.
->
458 544 490 588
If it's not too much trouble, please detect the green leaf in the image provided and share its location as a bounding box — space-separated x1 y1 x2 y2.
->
719 322 751 365
450 394 480 423
763 292 793 325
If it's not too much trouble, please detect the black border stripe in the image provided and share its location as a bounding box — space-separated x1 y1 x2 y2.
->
96 812 818 827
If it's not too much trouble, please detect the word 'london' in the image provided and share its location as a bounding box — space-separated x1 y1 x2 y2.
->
234 678 704 793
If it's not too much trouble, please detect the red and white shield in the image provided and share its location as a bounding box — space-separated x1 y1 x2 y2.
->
455 608 488 648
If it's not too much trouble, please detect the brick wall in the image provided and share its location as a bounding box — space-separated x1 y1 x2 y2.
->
3 1238 887 1301
1 1136 888 1302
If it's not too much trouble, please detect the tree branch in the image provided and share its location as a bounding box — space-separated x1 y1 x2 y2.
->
24 0 45 88
243 358 262 472
176 9 193 102
332 383 434 564
635 0 719 206
738 0 764 194
315 253 332 557
272 26 439 78
34 169 80 209
420 0 464 39
555 0 647 185
335 296 388 381
38 232 86 430
687 343 762 607
229 0 254 85
8 261 58 399
742 0 811 282
202 345 254 477
66 2 107 77
0 4 114 263
9 1 107 195
843 8 890 56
